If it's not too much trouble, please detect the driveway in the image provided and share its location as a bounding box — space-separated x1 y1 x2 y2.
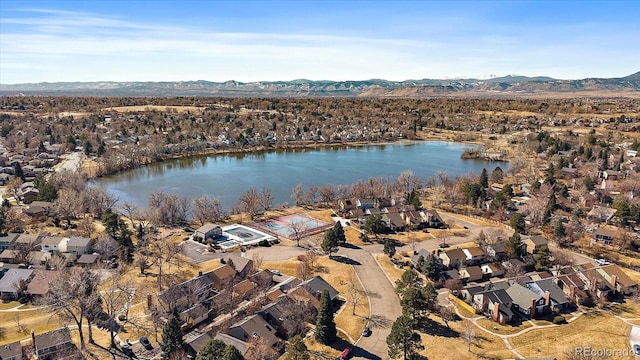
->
344 249 402 360
56 151 84 172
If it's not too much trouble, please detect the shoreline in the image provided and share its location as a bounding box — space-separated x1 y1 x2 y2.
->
84 130 504 179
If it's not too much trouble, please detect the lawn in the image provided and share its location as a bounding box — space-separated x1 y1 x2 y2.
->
374 253 405 284
419 313 513 360
475 317 533 335
510 311 631 358
0 306 62 344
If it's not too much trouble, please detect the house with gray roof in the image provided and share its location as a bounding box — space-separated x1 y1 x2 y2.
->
228 314 280 349
505 283 545 318
193 223 222 242
300 276 339 301
33 327 79 359
67 237 93 255
0 233 20 251
525 279 570 311
0 268 34 299
14 234 43 250
0 340 22 360
474 289 514 325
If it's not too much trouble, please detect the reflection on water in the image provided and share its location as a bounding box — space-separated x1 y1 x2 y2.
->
96 141 507 209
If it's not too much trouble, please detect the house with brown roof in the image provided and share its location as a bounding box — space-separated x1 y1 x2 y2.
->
459 266 483 283
28 251 50 266
232 279 257 300
439 248 467 269
27 270 60 297
462 247 486 265
557 273 590 305
14 234 43 250
382 211 405 231
523 235 548 254
0 249 18 264
209 264 237 290
597 265 638 295
593 227 617 246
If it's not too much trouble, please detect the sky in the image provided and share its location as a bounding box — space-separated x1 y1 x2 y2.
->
1 0 639 84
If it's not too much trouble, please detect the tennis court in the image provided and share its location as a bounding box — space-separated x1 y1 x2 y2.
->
253 213 332 240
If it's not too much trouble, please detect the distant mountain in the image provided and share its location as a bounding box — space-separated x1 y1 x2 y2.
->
1 72 638 97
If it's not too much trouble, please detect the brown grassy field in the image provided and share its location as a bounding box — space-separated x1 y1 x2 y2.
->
510 311 631 358
103 105 204 113
374 253 405 284
475 318 533 335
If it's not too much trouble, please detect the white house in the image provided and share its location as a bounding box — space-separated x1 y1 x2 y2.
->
41 236 69 253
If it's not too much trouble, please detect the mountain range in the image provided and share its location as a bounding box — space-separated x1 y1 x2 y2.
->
1 72 639 97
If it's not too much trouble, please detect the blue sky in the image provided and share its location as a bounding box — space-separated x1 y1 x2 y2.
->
1 0 639 83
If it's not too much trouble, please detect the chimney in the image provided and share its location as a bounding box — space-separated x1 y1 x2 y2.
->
530 298 536 318
198 270 203 277
569 286 575 302
610 275 617 290
590 277 597 293
31 329 37 355
493 302 500 322
146 293 152 310
544 291 550 307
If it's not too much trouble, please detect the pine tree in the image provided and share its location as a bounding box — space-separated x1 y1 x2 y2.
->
321 229 339 257
534 245 552 271
314 289 336 344
283 335 309 360
479 168 489 189
419 254 442 282
509 213 526 234
196 339 226 360
333 221 346 244
161 312 184 359
505 233 524 259
383 239 396 259
222 345 245 360
386 314 423 360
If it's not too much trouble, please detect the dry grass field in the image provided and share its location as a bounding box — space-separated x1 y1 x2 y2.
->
475 318 533 335
374 253 405 284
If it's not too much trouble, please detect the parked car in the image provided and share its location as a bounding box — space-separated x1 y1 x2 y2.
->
121 344 135 358
634 344 640 355
361 327 372 337
339 347 353 359
139 336 153 350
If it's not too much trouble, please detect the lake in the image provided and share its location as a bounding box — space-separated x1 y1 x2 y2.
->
95 141 507 209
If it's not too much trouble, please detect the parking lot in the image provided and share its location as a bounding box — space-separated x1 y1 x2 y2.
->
180 239 219 264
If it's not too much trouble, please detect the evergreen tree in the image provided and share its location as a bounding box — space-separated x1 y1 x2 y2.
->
222 345 244 360
14 162 24 181
418 254 442 282
283 335 309 360
479 168 489 189
505 233 524 259
553 219 566 241
321 228 339 257
101 208 134 263
395 269 422 294
0 207 6 235
491 166 504 184
583 175 595 191
196 339 226 360
509 213 526 234
386 314 423 360
333 221 346 244
363 213 385 237
534 245 552 271
399 283 436 323
406 189 422 209
161 312 184 359
383 239 396 259
314 289 337 344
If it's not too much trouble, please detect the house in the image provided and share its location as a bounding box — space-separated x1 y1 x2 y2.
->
474 289 514 325
185 332 213 355
224 256 255 277
158 270 216 312
382 211 405 231
587 206 616 223
484 241 507 260
0 268 34 299
0 249 18 264
410 249 433 267
505 283 545 318
0 233 20 251
459 266 484 283
460 285 484 302
0 173 10 186
300 276 339 301
338 199 357 213
286 285 322 309
26 201 55 218
593 227 617 246
525 279 570 311
41 236 68 253
180 303 210 330
557 273 590 305
193 223 222 242
439 248 467 269
232 279 257 300
76 254 100 267
67 237 93 255
560 167 578 178
17 182 39 204
598 265 638 295
481 263 504 278
228 314 280 349
462 247 486 265
0 340 22 360
27 270 60 297
356 198 376 210
258 296 300 338
523 235 548 254
32 327 79 359
209 264 237 290
28 251 51 266
424 209 445 228
602 170 622 180
578 268 614 300
14 233 43 250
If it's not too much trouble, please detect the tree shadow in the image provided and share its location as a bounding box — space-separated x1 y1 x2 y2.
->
417 317 460 338
329 255 361 265
327 338 381 360
367 314 393 329
341 243 361 250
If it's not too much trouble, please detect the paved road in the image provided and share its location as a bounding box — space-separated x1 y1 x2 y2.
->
56 151 84 172
344 249 402 360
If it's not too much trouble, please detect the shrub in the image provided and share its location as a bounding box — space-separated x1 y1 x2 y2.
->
552 315 566 324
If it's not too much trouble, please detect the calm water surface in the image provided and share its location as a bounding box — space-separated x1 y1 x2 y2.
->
95 141 507 208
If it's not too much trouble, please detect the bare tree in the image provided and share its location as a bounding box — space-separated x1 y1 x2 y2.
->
461 319 476 352
260 187 273 212
251 253 264 272
148 191 191 226
438 306 455 328
349 276 365 315
238 187 261 221
38 267 99 350
192 195 221 226
55 189 82 226
120 201 139 228
291 184 305 206
244 336 281 360
83 187 117 218
304 185 319 206
319 184 336 207
288 219 306 246
147 235 184 291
